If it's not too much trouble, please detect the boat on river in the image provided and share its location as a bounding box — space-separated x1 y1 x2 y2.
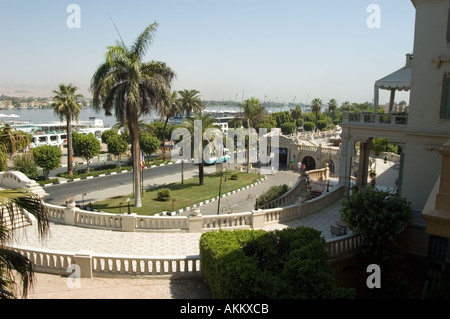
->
11 117 111 148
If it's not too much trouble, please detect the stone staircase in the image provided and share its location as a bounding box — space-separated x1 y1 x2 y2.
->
1 204 33 231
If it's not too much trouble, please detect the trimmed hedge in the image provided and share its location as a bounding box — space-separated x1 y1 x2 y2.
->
199 227 354 299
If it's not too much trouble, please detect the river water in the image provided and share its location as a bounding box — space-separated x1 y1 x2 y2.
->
0 107 153 127
0 104 294 127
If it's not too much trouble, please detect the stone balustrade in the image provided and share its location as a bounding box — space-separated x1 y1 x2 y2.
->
258 177 306 209
42 183 344 233
0 171 48 198
326 235 362 260
7 183 357 278
7 246 201 278
7 232 361 279
342 111 408 127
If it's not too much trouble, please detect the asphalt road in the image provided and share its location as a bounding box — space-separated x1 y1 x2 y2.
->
44 162 201 205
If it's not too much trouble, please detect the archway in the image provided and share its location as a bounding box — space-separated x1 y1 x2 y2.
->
302 156 316 171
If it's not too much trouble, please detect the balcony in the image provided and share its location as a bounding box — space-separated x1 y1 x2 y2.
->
342 111 408 128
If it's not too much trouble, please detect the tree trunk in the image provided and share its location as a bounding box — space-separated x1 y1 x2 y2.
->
162 116 169 159
246 119 250 173
129 113 142 208
199 162 204 185
66 114 73 176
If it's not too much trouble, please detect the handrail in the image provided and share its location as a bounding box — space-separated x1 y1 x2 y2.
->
258 176 306 209
6 245 201 278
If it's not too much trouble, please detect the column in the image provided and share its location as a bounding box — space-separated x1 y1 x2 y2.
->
338 133 355 190
356 138 373 189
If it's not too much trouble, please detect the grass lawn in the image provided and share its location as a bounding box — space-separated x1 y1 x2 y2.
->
91 171 262 215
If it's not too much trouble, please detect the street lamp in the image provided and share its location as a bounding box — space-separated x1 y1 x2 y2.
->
82 193 86 209
126 197 131 214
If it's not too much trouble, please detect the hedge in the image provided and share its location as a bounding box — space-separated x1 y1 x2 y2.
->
199 227 354 299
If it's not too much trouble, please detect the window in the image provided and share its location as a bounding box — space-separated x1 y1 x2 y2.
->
447 7 450 43
441 74 450 119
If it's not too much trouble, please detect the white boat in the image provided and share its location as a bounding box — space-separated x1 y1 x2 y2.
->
12 117 111 148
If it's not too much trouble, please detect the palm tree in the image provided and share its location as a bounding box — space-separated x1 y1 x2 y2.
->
311 98 322 132
91 22 176 208
178 89 204 117
156 91 181 159
182 113 219 185
341 101 352 111
328 98 338 124
52 84 83 176
238 98 268 172
0 124 31 171
0 190 49 299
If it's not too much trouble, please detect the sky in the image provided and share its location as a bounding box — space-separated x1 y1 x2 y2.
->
0 0 416 106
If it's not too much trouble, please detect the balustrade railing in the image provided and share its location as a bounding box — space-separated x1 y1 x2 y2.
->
326 235 362 258
343 111 408 127
6 246 201 278
258 177 306 209
8 184 356 278
92 254 200 277
202 212 252 230
135 215 189 231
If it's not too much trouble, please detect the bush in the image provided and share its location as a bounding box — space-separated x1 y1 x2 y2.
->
257 184 289 206
340 188 412 265
230 173 238 180
157 188 171 201
13 154 39 179
200 227 354 299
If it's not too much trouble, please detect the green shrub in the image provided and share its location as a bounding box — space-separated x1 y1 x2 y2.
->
257 184 290 206
230 173 238 180
13 154 39 179
157 188 171 201
200 227 354 299
340 188 412 265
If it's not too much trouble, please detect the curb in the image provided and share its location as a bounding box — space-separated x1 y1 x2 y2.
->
44 161 181 187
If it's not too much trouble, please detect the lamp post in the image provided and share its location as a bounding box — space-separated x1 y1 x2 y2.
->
126 197 131 214
82 193 86 209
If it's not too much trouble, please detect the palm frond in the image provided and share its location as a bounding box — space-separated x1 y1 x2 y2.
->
131 21 158 58
0 248 35 299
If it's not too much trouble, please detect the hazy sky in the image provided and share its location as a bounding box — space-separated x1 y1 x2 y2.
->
0 0 415 105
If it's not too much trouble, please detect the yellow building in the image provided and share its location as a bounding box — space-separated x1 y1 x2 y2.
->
340 0 450 264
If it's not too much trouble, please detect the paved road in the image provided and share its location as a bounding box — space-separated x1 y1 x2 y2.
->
44 162 207 205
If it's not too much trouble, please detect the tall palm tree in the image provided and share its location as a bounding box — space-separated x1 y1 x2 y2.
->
52 84 83 176
328 98 338 124
156 91 181 159
91 22 175 208
182 113 219 185
311 98 322 132
178 89 204 118
0 190 49 299
238 98 268 172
